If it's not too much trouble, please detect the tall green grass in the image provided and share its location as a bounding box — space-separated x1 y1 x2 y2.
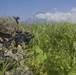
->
1 22 76 75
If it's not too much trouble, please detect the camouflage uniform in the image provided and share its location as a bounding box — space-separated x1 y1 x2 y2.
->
4 45 32 75
0 16 32 75
0 43 4 71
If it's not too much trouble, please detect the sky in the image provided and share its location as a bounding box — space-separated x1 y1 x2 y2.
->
0 0 76 22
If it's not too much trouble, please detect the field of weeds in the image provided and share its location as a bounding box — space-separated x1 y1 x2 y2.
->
1 22 76 75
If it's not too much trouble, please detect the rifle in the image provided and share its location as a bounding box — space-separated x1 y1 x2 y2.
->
4 30 34 48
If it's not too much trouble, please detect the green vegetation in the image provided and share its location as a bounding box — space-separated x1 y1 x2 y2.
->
1 22 76 75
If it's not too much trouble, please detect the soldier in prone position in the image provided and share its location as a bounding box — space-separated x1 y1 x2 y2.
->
0 16 18 74
0 16 33 75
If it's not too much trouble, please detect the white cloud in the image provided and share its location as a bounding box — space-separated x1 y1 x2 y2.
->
33 8 76 23
35 12 73 22
71 7 76 12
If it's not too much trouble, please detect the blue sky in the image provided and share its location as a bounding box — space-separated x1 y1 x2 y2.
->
0 0 76 21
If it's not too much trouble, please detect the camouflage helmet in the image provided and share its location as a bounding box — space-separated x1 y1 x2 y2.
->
0 16 20 34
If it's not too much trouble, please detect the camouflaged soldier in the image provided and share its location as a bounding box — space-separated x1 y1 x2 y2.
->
0 16 32 75
0 16 19 74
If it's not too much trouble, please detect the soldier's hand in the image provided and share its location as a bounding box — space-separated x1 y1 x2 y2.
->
0 37 3 42
4 38 9 41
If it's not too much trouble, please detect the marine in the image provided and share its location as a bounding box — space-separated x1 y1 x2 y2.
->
0 16 33 75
